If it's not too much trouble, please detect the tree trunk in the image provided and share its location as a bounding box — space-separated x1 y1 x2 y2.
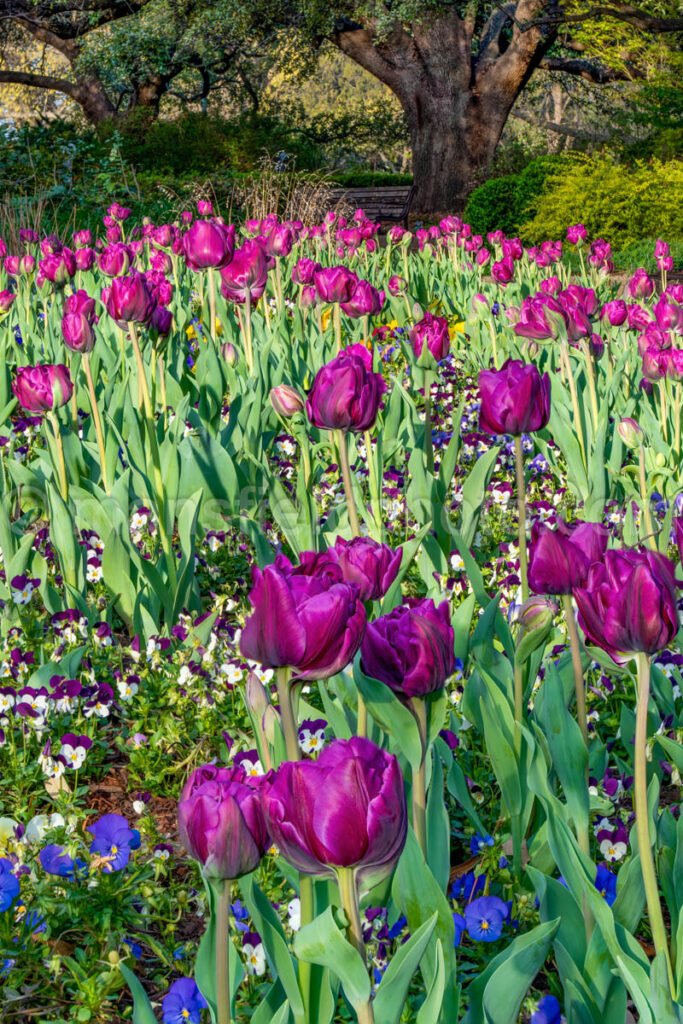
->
406 93 511 217
331 5 551 219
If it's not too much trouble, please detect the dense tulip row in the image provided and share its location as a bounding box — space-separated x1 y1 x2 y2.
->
1 202 683 1024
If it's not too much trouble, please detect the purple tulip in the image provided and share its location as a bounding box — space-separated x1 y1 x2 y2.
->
98 244 131 278
263 737 406 888
601 300 628 327
491 257 514 284
528 518 609 595
306 344 386 433
574 548 679 663
653 295 683 333
105 273 155 328
219 241 268 304
333 536 402 601
627 268 655 299
178 763 269 880
263 224 295 258
182 220 235 271
292 258 321 286
39 249 76 286
314 266 358 304
360 598 454 700
388 275 406 296
341 280 385 318
240 557 366 680
514 296 564 341
409 312 451 362
0 290 15 313
13 364 73 412
61 313 95 353
64 290 96 321
478 359 551 435
566 224 588 245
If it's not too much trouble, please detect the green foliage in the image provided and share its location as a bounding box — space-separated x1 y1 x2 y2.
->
464 154 582 238
523 156 683 247
101 111 323 176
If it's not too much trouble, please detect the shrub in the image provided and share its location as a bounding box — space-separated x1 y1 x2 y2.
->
464 153 583 237
331 171 413 187
522 157 683 248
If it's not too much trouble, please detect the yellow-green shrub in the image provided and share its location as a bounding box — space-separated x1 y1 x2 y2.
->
522 157 683 248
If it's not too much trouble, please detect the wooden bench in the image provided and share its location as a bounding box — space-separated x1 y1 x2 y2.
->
329 185 416 227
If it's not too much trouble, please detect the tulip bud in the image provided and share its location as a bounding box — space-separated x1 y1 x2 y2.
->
245 671 269 720
617 418 644 450
262 705 280 746
270 385 304 418
514 596 557 665
221 342 237 366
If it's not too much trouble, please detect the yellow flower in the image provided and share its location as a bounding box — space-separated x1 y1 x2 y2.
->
185 324 197 340
449 321 466 338
321 308 332 331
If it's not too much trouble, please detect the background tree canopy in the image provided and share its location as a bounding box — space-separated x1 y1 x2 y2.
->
2 0 683 224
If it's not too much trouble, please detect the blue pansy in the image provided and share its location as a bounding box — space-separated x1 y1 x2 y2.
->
470 833 495 855
531 994 562 1024
595 864 617 906
463 895 509 942
450 871 485 902
39 844 86 879
453 912 466 947
161 977 208 1024
87 814 141 872
0 859 19 911
231 900 250 932
387 914 407 940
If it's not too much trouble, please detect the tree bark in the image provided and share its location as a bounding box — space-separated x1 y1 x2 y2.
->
405 92 512 216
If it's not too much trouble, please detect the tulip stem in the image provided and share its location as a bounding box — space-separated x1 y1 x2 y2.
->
208 268 217 340
634 652 674 993
82 353 110 494
333 303 342 352
637 445 657 551
336 430 362 537
215 878 231 1024
578 339 599 432
560 342 587 468
423 378 434 474
410 697 428 860
363 429 383 541
561 595 589 749
658 380 669 447
298 876 314 1014
128 324 177 595
275 667 300 762
46 411 69 503
513 435 529 602
674 384 681 458
244 293 254 373
337 867 366 963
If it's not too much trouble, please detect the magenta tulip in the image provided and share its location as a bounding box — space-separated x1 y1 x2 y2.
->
478 359 551 435
528 518 609 595
178 764 269 880
13 364 73 412
240 558 366 680
333 536 402 602
409 312 451 362
219 241 268 304
263 737 406 888
574 548 679 664
306 344 386 433
182 220 235 271
360 597 455 700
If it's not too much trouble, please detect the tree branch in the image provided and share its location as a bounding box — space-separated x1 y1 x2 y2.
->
539 55 641 81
